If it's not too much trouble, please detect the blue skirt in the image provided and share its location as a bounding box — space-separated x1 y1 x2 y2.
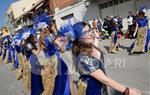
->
31 72 44 95
30 54 44 95
0 47 2 56
53 57 70 95
2 49 7 60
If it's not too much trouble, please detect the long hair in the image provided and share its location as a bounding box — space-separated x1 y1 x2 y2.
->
48 22 56 34
24 35 37 55
39 29 47 50
39 23 56 51
72 40 93 57
72 22 104 71
72 21 94 57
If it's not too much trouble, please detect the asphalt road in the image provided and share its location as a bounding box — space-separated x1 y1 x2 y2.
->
61 39 150 95
0 39 149 95
0 63 26 95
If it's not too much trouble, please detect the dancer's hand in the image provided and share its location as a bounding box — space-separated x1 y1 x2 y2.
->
129 88 141 95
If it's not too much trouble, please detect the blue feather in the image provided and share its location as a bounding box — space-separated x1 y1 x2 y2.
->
72 22 84 40
59 24 75 41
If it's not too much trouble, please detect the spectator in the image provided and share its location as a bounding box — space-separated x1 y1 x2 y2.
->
92 19 97 29
127 11 135 39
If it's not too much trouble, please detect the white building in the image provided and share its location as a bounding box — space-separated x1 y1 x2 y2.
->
6 0 43 19
54 0 150 30
5 0 43 33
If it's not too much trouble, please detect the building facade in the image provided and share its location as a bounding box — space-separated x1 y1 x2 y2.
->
5 0 43 33
51 0 150 30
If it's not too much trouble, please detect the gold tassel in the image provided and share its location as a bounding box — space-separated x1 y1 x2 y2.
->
42 55 58 95
16 53 23 80
77 79 87 95
23 61 31 94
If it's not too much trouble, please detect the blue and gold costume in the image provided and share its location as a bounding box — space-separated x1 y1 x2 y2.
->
41 33 70 95
26 41 44 95
76 53 107 95
130 16 148 53
2 36 10 63
109 20 119 53
72 22 108 95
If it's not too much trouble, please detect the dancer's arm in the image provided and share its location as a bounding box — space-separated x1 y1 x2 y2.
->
90 69 141 95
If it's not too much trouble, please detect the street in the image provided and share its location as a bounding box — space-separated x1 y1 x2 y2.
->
0 39 149 95
0 63 26 95
62 39 150 95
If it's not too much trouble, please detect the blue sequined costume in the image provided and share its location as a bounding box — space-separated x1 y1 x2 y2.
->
26 43 44 95
77 53 107 95
43 33 70 95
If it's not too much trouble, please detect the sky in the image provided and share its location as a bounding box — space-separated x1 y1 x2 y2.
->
0 0 15 28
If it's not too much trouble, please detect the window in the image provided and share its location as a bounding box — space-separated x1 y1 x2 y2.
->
61 14 74 20
99 0 127 9
100 2 108 9
104 2 108 8
108 1 113 6
114 0 119 5
125 0 130 2
100 4 105 9
119 0 124 3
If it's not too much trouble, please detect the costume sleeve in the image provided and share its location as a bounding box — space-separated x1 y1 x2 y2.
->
78 55 100 75
47 34 58 43
26 43 34 51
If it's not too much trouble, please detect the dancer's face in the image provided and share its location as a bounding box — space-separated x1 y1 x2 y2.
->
80 25 95 44
139 14 144 19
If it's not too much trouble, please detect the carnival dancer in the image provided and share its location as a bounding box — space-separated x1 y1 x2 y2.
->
39 22 75 95
145 29 150 53
23 33 44 95
9 38 19 70
2 36 10 64
109 18 120 53
7 39 13 63
12 30 25 80
130 10 148 54
15 38 25 80
72 21 141 95
0 39 3 61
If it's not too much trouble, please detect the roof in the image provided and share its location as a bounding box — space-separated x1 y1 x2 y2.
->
6 0 44 19
15 0 44 22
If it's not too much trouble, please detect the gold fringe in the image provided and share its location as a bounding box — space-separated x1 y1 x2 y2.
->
22 61 31 94
16 53 23 80
0 49 4 61
42 55 58 95
132 26 147 52
3 50 9 64
77 79 87 95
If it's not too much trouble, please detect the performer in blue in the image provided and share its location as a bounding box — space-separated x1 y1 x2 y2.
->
0 39 3 61
7 40 13 63
39 22 75 95
9 38 19 69
59 20 75 50
145 29 150 53
0 39 3 57
109 18 120 53
15 30 26 80
24 33 44 95
130 10 148 54
2 36 10 64
72 21 141 95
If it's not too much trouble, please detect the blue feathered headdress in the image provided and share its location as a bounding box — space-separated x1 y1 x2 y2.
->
139 4 147 13
59 24 75 41
72 22 85 40
34 13 53 25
